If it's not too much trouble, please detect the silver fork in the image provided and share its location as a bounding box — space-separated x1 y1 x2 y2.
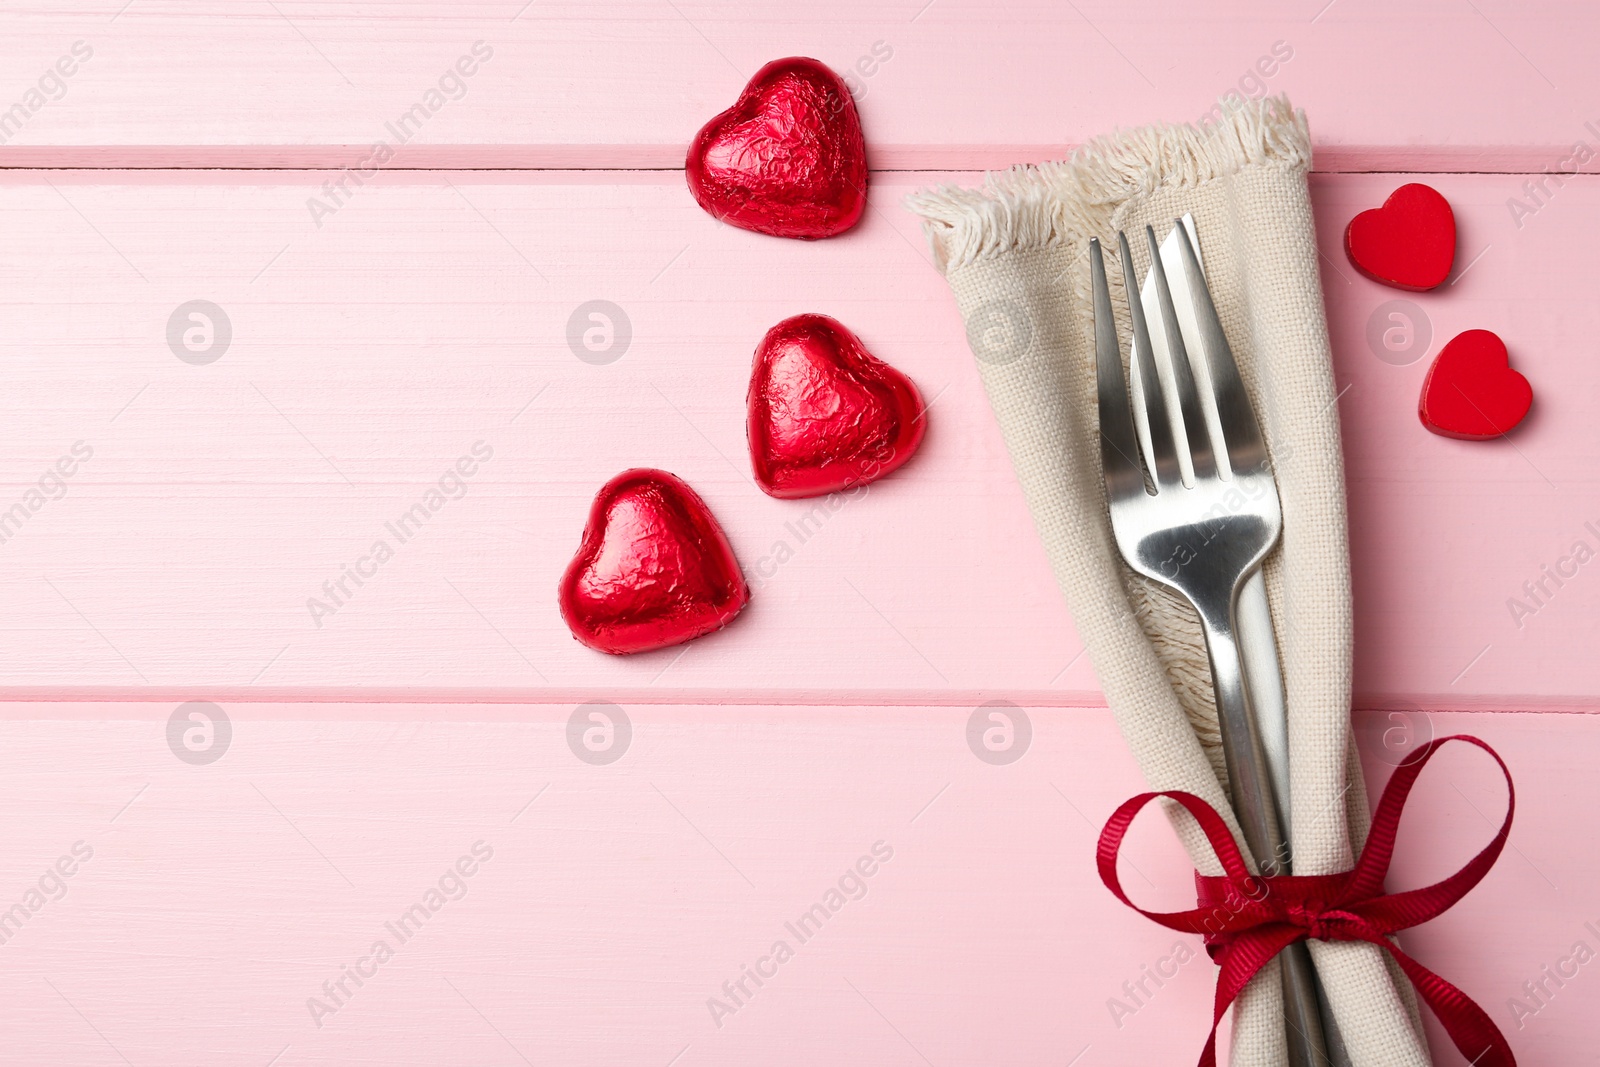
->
1090 224 1330 1067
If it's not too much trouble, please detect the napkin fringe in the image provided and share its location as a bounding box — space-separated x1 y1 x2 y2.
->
905 95 1311 273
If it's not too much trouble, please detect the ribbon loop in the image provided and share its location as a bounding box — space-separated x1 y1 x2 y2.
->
1098 735 1516 1067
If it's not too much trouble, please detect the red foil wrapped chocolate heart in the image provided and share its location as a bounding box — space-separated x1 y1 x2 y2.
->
559 469 749 655
1419 329 1533 439
747 314 926 498
686 57 868 239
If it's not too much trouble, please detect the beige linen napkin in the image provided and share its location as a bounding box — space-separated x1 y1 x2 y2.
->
907 97 1430 1067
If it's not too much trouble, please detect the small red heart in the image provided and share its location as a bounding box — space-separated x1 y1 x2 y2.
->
1345 183 1456 291
1419 329 1532 439
559 469 749 655
686 57 867 240
748 314 926 499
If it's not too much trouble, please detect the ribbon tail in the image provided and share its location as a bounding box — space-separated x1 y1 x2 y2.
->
1372 936 1516 1067
1194 928 1308 1067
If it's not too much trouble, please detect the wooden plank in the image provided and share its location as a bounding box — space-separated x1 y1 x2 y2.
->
3 144 1598 174
1313 173 1600 709
0 171 1078 701
0 705 1572 1064
0 1 1595 166
0 172 1593 707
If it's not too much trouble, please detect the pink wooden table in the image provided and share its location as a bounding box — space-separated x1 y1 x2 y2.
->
0 3 1594 1063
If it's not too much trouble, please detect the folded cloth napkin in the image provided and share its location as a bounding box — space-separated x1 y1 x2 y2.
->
907 97 1431 1067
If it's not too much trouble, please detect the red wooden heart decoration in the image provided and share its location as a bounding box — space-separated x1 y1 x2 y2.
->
1344 183 1457 291
559 469 749 655
748 314 926 498
686 57 868 240
1419 329 1532 439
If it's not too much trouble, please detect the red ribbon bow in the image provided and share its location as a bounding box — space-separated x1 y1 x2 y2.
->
1097 735 1515 1067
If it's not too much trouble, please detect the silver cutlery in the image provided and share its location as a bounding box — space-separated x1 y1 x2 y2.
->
1090 223 1331 1067
1129 219 1293 838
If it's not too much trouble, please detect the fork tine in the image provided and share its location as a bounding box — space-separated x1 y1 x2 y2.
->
1090 238 1145 501
1145 225 1217 480
1116 230 1180 488
1170 220 1269 473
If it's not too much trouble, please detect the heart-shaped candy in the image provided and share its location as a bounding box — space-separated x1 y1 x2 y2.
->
559 469 749 655
1345 183 1456 291
1419 329 1532 439
747 314 926 498
686 57 867 240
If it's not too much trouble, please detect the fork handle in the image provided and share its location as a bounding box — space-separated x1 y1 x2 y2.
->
1196 589 1332 1067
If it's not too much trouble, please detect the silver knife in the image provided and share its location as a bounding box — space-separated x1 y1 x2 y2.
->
1133 216 1350 1066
